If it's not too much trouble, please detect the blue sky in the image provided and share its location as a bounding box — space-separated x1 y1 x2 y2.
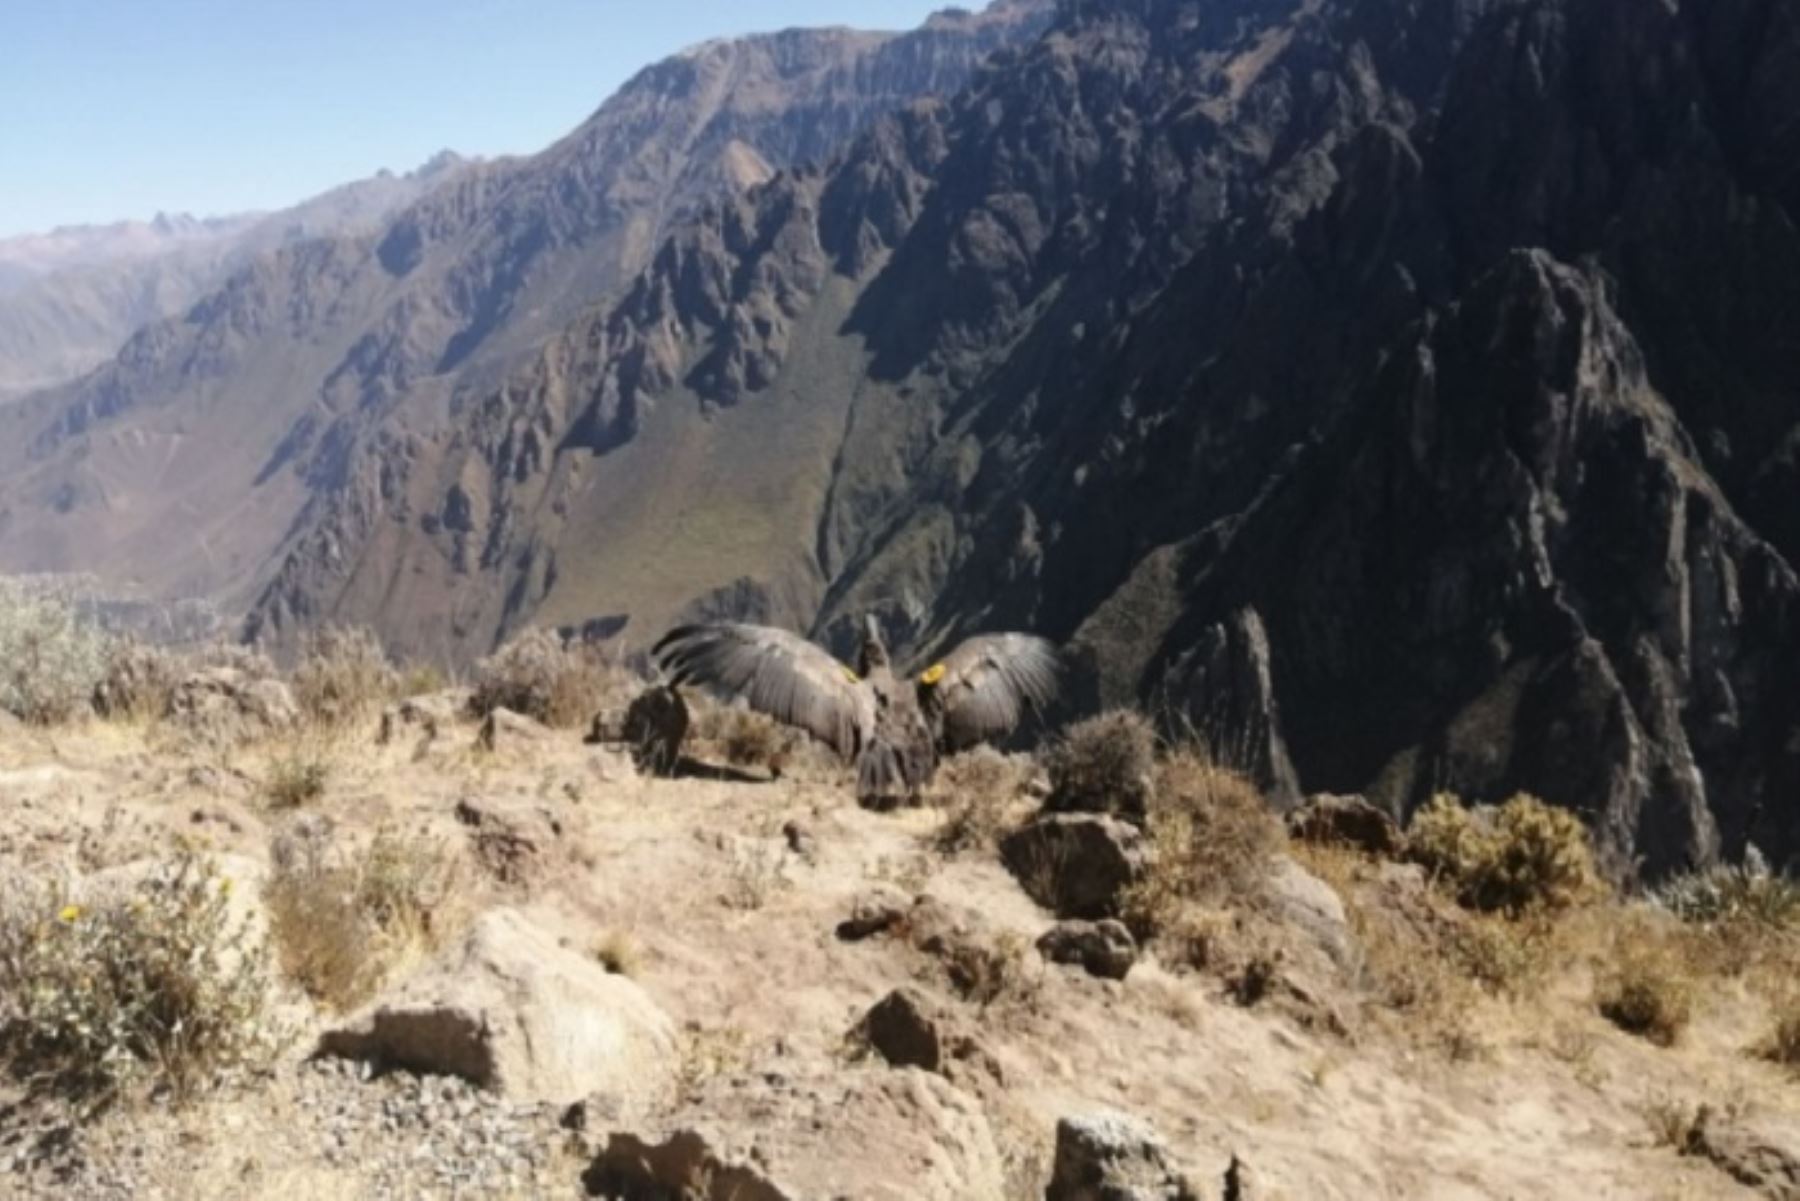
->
0 0 955 237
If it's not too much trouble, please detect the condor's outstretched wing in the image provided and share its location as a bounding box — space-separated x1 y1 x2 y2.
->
919 633 1062 752
653 623 872 758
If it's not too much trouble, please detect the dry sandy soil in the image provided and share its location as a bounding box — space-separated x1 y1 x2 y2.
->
0 697 1796 1200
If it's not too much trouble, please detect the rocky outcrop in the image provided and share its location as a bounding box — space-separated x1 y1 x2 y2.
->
1001 814 1151 920
317 909 677 1109
1045 1111 1201 1201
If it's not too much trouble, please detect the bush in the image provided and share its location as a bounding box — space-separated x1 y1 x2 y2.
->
1656 862 1800 929
292 626 398 724
0 853 275 1107
1597 942 1693 1047
0 580 112 724
91 640 182 722
1044 710 1157 819
263 751 331 809
1407 793 1601 915
471 629 633 728
265 825 466 1012
1763 1000 1800 1068
933 748 1028 855
714 707 787 770
1124 752 1282 936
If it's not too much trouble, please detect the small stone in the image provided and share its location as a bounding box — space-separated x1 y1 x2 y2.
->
1037 919 1138 980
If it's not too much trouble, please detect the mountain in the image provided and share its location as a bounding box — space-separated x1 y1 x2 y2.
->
241 0 1800 877
0 0 1052 607
0 153 470 401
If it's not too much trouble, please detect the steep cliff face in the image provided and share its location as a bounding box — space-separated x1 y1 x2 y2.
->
257 0 1799 875
0 1 1051 607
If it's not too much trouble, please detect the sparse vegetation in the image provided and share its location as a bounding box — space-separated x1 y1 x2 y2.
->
1597 940 1693 1047
709 705 787 770
1407 792 1603 915
91 639 181 723
1044 709 1157 818
1124 751 1282 937
263 749 332 809
265 826 466 1012
0 851 275 1107
932 747 1026 854
593 930 642 977
292 625 398 725
944 931 1041 1011
722 838 787 911
471 628 634 728
1759 995 1800 1068
1656 861 1800 928
0 579 113 724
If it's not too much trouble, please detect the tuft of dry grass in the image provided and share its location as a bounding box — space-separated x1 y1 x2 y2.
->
0 851 276 1109
1758 995 1800 1068
932 747 1027 855
592 930 642 978
1044 710 1157 819
711 706 788 771
1123 751 1282 938
262 749 332 810
92 639 182 723
1597 939 1694 1047
471 629 635 729
1407 792 1603 916
264 826 467 1012
292 626 398 726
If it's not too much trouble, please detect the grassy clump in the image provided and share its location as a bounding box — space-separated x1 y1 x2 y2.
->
0 852 275 1108
592 930 641 978
91 640 182 723
265 826 466 1012
1124 751 1282 937
933 747 1028 855
1596 940 1693 1047
1407 792 1602 915
1043 710 1158 818
471 629 633 728
263 750 331 809
703 705 787 770
292 626 398 725
0 580 113 724
1656 862 1800 928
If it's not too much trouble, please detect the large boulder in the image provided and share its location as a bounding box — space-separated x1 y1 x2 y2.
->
1046 1111 1201 1201
583 1068 1007 1201
1260 855 1357 973
854 987 1000 1084
1001 814 1151 919
476 706 554 753
317 908 677 1110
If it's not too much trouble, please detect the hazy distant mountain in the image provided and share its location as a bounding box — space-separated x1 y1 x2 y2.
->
252 0 1800 877
0 151 470 399
0 0 1050 608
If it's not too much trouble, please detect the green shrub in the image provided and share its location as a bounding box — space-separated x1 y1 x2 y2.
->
1407 793 1601 915
1044 710 1157 819
0 853 275 1107
0 580 112 724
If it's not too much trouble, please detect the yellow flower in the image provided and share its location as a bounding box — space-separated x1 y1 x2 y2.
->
219 878 234 896
57 904 82 923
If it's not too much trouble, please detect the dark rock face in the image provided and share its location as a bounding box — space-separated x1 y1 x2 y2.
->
1037 918 1138 980
1001 814 1150 919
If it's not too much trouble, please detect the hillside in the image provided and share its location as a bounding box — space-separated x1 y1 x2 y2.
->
0 1 1052 607
0 154 469 400
233 0 1800 877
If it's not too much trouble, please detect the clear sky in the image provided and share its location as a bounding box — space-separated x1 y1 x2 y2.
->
0 0 956 238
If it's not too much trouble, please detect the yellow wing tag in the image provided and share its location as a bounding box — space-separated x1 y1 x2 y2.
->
919 663 947 686
843 666 861 683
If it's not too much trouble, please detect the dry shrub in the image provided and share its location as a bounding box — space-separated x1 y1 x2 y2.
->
1597 939 1694 1047
1044 710 1157 818
0 852 275 1108
714 707 787 770
1657 862 1800 929
263 749 331 810
933 747 1027 855
396 661 450 698
1759 994 1800 1068
292 626 398 724
1407 792 1603 915
0 580 113 724
593 931 641 978
945 931 1041 1011
265 826 466 1012
472 629 632 728
1123 751 1282 937
92 639 182 722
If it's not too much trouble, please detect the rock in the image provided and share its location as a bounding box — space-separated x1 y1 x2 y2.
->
1001 814 1151 919
476 707 553 753
781 819 815 859
1260 856 1358 972
378 688 472 747
1286 793 1403 856
584 1068 1006 1201
1157 609 1302 808
620 686 689 775
453 795 565 888
836 885 912 941
1222 1154 1264 1201
1037 919 1138 980
855 987 998 1083
317 908 677 1110
1686 1109 1800 1199
167 668 297 744
1046 1111 1201 1201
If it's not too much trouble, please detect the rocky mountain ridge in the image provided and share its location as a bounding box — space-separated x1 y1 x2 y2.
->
250 0 1800 875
